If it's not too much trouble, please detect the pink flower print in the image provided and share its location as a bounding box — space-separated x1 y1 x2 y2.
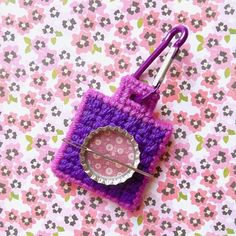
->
115 21 133 39
183 162 199 179
14 161 30 179
161 81 180 103
32 202 48 219
211 187 225 202
188 13 206 32
174 11 188 24
13 65 27 81
32 134 49 151
143 11 160 28
191 89 208 107
30 72 48 89
0 82 9 103
226 177 236 200
140 28 162 49
201 70 219 88
114 55 131 73
39 49 58 70
209 88 227 104
79 13 96 31
81 209 98 227
205 33 222 52
87 0 105 14
200 104 218 122
20 92 37 108
22 188 38 205
36 231 51 236
88 63 101 77
29 6 45 24
16 16 32 34
173 142 191 162
97 211 113 228
209 149 228 169
212 48 232 70
55 79 76 100
166 162 181 180
30 105 46 122
72 32 93 54
200 203 216 221
70 2 85 15
4 143 21 163
173 111 187 126
40 90 55 104
173 210 187 223
143 209 159 225
203 134 220 150
140 226 162 236
102 65 117 83
187 212 203 230
190 189 208 206
184 63 198 80
5 209 18 223
98 14 112 31
202 3 219 22
19 114 35 132
37 0 53 6
32 36 48 52
122 1 144 20
55 180 76 198
200 170 219 188
58 63 74 79
105 41 121 58
1 46 19 67
114 218 134 235
227 77 236 100
19 0 36 9
124 39 138 55
74 228 93 236
157 180 179 201
40 186 55 202
31 169 49 187
1 14 15 27
0 178 9 200
19 211 35 230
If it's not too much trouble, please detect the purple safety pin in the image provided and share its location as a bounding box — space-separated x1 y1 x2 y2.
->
133 25 188 103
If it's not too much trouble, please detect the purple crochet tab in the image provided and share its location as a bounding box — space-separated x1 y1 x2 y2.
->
52 75 172 211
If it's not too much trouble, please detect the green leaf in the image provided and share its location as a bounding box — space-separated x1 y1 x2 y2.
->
137 215 143 225
229 28 236 34
56 129 64 135
25 135 33 143
57 226 65 232
55 31 63 37
25 45 31 53
137 18 143 28
195 134 203 142
223 135 229 143
24 37 31 45
226 228 235 234
109 85 117 93
8 0 16 3
26 232 34 236
62 0 68 5
65 195 70 202
196 143 203 151
178 93 188 102
51 37 57 45
178 191 187 200
194 233 202 236
52 69 57 79
227 129 236 135
197 43 203 51
8 94 18 103
52 135 58 143
224 35 230 43
53 233 58 236
149 47 154 54
196 34 204 43
92 44 102 54
223 167 229 178
64 97 69 104
9 192 19 201
26 144 32 151
224 67 230 78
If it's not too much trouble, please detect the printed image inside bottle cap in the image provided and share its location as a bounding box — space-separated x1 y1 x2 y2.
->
80 126 140 185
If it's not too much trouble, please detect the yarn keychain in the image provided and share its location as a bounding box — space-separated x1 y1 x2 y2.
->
52 25 188 211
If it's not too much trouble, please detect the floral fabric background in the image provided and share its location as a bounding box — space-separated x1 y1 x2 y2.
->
0 0 236 235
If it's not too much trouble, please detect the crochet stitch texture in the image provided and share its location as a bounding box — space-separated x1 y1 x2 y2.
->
52 75 172 210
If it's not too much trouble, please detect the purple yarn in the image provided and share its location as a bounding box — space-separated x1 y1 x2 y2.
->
52 75 172 211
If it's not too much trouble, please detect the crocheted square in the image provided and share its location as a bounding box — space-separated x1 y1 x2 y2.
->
52 75 172 211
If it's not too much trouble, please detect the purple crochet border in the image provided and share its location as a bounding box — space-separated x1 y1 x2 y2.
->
52 75 172 211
